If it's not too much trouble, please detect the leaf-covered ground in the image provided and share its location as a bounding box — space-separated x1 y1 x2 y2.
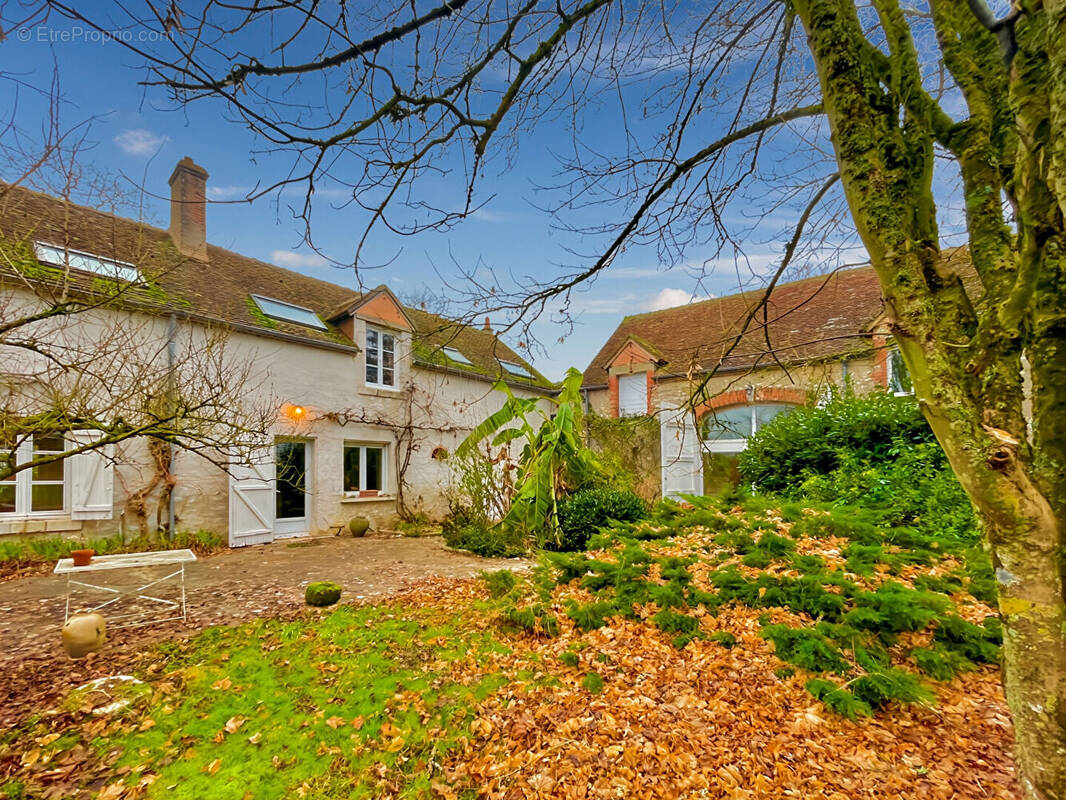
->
0 500 1019 799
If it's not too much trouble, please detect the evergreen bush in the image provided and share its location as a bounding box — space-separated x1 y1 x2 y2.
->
552 487 647 552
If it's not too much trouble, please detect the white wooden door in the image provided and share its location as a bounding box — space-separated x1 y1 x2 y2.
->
228 445 275 547
660 405 704 499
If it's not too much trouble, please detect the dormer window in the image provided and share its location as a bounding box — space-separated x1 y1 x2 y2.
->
250 295 327 330
34 241 140 282
366 327 396 388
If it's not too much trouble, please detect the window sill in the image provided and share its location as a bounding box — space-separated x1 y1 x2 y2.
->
340 494 395 504
363 384 403 394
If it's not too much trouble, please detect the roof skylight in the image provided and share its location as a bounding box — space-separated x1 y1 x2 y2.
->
442 346 472 365
34 241 140 282
250 294 328 330
500 360 532 378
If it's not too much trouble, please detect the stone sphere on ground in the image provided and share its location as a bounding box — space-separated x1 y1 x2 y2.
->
62 612 107 658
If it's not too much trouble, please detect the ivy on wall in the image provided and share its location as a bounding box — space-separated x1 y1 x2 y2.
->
584 413 661 501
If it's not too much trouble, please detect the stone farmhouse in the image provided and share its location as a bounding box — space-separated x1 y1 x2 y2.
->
0 159 551 546
581 265 926 498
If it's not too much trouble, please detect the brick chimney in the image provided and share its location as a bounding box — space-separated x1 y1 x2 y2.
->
168 157 209 260
483 316 492 332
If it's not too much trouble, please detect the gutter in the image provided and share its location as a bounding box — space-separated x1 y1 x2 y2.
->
412 359 557 396
584 338 878 390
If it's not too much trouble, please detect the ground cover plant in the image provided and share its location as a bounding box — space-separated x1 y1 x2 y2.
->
0 499 1018 799
498 494 999 718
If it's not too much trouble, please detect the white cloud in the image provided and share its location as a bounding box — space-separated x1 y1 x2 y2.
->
271 249 328 269
207 185 252 200
113 128 168 157
645 287 712 312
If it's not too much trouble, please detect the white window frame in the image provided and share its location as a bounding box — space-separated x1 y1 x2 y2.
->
886 347 914 396
365 327 397 389
0 435 70 518
250 294 328 331
342 442 389 495
700 404 793 453
34 241 140 282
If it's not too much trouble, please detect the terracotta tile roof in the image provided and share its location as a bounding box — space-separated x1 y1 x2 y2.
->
0 183 547 388
582 267 888 387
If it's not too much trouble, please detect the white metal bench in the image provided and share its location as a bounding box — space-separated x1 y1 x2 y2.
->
54 549 197 629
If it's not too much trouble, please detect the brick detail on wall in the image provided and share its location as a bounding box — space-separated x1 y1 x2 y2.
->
871 334 889 388
608 374 620 418
694 386 808 419
646 370 655 415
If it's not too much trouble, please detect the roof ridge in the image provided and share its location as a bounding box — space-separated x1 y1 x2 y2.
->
1 181 365 307
617 264 877 323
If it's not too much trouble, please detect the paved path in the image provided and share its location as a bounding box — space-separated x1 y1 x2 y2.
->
0 534 527 725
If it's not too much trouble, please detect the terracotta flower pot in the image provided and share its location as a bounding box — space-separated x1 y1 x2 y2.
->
358 489 379 498
71 549 95 567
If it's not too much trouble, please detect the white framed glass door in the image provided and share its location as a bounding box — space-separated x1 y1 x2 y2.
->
274 438 311 538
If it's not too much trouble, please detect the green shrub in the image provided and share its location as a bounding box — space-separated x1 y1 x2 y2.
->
559 651 580 667
755 532 795 556
480 569 518 598
738 390 978 545
805 679 872 720
739 389 936 492
581 671 605 693
443 521 527 558
565 599 615 631
552 487 647 552
651 608 699 635
912 645 974 681
741 550 772 568
760 624 850 674
305 581 342 607
709 631 737 648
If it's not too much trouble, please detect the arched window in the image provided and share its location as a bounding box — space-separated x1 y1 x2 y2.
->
699 403 796 452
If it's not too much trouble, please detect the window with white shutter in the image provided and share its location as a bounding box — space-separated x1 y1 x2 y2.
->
69 431 114 520
618 373 649 416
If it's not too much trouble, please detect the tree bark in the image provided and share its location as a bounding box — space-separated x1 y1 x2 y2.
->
792 0 1066 796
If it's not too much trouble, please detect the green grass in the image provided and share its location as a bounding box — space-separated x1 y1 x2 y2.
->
7 602 517 800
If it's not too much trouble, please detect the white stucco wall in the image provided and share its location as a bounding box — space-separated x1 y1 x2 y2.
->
0 290 547 542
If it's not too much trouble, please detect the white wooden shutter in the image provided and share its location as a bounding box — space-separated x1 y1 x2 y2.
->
70 431 115 520
228 443 275 547
618 373 648 416
660 405 703 499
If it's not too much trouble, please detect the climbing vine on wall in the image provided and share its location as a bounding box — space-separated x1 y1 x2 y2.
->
584 413 661 501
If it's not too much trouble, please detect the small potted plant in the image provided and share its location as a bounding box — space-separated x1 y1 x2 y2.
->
71 548 95 567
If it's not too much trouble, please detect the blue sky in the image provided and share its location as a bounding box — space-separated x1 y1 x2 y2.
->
0 9 888 380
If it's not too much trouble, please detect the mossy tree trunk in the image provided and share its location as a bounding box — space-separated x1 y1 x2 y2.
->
792 1 1065 796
